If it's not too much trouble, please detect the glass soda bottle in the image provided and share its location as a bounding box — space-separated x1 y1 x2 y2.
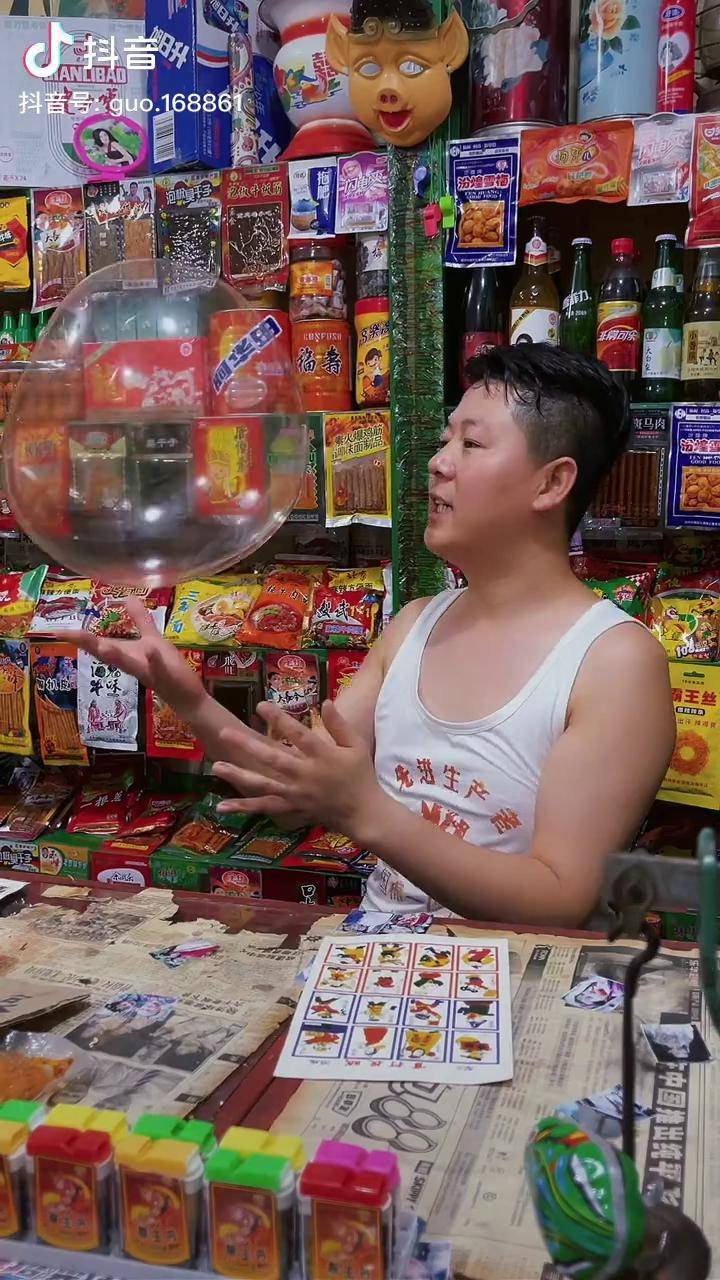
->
596 237 643 395
641 234 684 401
460 267 504 390
509 215 559 346
559 238 596 356
682 248 720 400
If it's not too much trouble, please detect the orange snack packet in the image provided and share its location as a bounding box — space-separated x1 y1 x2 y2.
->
687 115 720 249
240 566 323 651
520 121 633 206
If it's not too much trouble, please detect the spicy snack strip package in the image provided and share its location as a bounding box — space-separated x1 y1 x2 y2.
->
83 181 156 273
306 568 383 649
0 567 48 639
30 643 88 767
264 652 320 729
77 650 139 753
687 115 720 249
31 189 86 312
165 576 261 647
582 568 656 618
0 640 31 755
324 411 391 527
240 566 323 651
327 651 368 701
520 120 633 206
156 173 222 281
67 766 139 835
146 649 204 760
0 196 30 292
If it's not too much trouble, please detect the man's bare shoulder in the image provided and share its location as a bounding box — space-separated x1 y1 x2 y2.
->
377 596 433 668
571 619 673 712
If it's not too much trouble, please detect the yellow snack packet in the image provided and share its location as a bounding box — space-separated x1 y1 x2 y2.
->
164 576 261 647
660 663 720 808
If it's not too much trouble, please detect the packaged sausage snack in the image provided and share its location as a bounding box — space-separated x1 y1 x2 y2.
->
0 641 31 755
324 411 391 528
264 652 319 728
520 121 633 206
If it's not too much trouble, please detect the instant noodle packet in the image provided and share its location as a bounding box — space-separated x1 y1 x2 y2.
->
660 662 720 807
306 584 381 648
0 567 48 639
264 652 319 728
687 115 720 249
31 643 88 767
165 576 261 647
520 121 633 206
324 411 391 527
28 578 92 635
0 196 30 292
146 650 204 760
648 566 720 662
83 586 171 638
0 641 31 755
240 567 322 650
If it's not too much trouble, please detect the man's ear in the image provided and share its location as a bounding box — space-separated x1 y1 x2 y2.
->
532 457 578 514
438 8 470 71
326 14 351 74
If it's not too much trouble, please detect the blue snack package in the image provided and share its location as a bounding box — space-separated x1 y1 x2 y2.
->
289 158 338 239
667 403 720 530
445 136 520 268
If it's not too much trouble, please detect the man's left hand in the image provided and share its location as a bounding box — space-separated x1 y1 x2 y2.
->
212 700 380 839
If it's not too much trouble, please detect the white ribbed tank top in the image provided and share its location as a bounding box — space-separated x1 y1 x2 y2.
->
364 591 636 913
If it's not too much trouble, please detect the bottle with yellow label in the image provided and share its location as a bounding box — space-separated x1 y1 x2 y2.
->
27 1104 127 1253
0 1100 45 1239
682 248 720 400
510 216 559 347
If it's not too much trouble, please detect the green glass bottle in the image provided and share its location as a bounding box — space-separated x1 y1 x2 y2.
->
559 238 595 356
642 234 684 401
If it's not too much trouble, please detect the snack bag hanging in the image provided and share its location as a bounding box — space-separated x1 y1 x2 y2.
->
83 587 171 638
31 643 88 767
0 641 31 755
28 578 92 635
31 190 86 312
324 411 391 527
77 651 138 753
520 121 633 205
0 567 48 639
222 165 290 289
240 567 322 650
165 576 261 647
0 197 30 292
146 650 204 760
648 566 720 662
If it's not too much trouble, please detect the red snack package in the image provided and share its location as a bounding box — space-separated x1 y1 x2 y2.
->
240 567 322 651
121 792 192 837
291 827 362 863
222 165 290 290
327 651 368 701
305 586 380 649
146 650 204 760
31 188 86 310
520 121 633 206
67 767 139 835
687 116 720 249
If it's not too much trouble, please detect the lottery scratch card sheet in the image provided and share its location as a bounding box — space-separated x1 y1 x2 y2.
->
275 935 513 1084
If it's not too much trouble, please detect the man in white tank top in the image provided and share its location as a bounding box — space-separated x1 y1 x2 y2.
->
71 347 676 926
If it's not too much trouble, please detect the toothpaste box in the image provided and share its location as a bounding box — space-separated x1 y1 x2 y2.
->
145 0 237 171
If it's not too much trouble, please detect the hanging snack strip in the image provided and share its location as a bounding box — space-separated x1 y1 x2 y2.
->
31 190 86 312
30 643 88 768
222 164 290 288
156 173 223 281
324 411 392 528
0 640 31 755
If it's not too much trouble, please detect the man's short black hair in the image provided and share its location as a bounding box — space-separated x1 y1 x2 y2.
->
464 344 630 533
350 0 435 34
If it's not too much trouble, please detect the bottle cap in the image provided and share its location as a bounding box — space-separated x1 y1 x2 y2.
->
571 238 592 246
656 233 676 242
612 237 634 256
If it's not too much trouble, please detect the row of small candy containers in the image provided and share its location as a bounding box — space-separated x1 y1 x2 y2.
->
0 1101 403 1278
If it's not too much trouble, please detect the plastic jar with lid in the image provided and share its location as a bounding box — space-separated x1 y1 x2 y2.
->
290 241 347 322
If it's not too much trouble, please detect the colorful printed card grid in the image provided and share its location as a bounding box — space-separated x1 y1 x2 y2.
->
275 935 513 1085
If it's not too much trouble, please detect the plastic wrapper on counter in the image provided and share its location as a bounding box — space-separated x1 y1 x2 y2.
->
0 1031 96 1105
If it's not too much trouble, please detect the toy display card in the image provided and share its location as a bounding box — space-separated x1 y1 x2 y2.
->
275 934 513 1084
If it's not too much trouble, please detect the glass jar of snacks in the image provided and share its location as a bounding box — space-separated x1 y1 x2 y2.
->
289 241 347 322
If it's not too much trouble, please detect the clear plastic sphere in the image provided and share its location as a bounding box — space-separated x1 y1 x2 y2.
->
4 261 307 586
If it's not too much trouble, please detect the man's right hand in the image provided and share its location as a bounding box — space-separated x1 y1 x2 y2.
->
65 596 205 721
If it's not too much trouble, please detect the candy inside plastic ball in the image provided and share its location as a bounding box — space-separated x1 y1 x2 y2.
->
4 261 307 586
